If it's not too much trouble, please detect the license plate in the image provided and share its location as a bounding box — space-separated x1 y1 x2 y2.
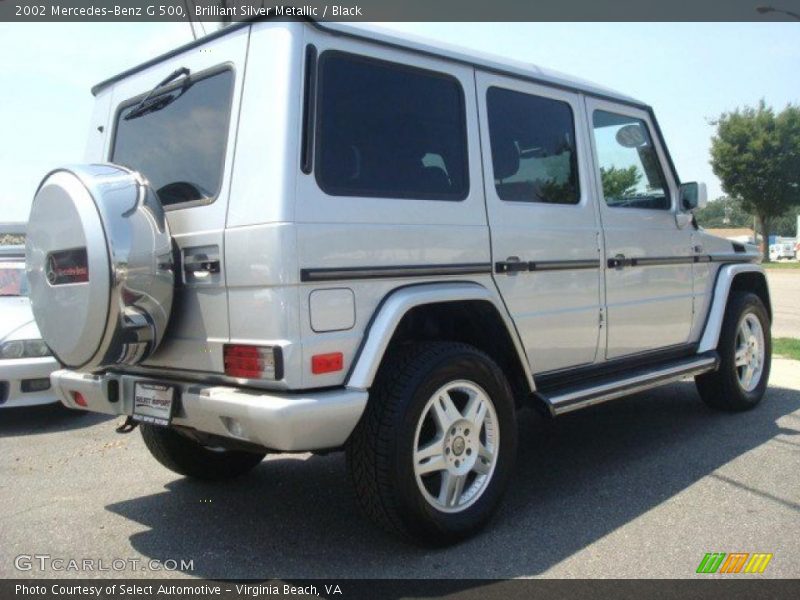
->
133 382 175 427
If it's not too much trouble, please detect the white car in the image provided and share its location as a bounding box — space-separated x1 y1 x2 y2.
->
769 242 796 261
0 247 59 408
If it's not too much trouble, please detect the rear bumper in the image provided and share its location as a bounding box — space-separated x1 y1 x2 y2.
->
51 370 367 452
0 357 60 408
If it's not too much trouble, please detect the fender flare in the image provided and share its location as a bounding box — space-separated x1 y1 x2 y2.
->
346 281 535 392
697 264 771 353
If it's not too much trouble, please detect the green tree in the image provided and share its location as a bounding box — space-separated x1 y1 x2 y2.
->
772 207 800 237
710 101 800 260
600 165 642 199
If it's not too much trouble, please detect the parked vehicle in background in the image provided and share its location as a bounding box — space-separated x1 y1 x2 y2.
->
0 221 26 247
769 242 796 261
0 243 60 409
25 19 772 545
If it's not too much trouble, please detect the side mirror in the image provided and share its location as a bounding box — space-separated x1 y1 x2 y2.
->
679 182 707 211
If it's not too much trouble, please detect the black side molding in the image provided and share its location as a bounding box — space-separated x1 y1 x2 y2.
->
607 255 757 269
300 262 492 283
495 259 601 274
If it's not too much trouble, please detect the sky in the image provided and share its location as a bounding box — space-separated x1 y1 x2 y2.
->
1 21 798 222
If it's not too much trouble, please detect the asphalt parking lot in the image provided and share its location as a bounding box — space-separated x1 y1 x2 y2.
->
1 357 799 580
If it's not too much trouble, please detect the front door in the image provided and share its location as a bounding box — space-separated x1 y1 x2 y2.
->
585 98 694 359
478 73 603 374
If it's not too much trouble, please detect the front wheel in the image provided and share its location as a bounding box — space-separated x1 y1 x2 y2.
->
695 292 771 411
347 342 518 545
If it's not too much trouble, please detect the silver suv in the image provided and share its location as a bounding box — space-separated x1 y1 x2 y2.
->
26 21 771 545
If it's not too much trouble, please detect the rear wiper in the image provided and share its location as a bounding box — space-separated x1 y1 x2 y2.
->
124 67 192 121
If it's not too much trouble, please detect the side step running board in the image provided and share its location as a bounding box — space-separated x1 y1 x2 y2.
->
539 352 719 416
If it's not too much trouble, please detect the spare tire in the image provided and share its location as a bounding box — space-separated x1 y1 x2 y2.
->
26 164 174 371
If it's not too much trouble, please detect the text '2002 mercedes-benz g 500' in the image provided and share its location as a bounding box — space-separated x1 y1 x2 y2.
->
25 20 771 545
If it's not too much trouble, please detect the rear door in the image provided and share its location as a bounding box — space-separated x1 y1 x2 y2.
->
99 27 250 374
585 98 694 359
477 73 603 374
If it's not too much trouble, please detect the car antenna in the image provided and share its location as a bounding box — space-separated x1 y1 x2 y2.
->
182 0 208 40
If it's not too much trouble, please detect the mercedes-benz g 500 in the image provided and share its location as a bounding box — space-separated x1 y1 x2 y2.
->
26 20 771 545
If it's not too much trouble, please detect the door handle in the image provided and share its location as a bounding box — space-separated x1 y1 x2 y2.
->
607 255 628 269
495 257 529 274
183 258 220 274
181 245 221 285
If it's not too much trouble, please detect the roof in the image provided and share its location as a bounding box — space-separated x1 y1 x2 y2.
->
317 23 644 107
92 20 645 108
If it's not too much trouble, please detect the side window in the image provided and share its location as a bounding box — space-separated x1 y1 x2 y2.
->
315 52 468 200
592 110 670 210
486 87 579 205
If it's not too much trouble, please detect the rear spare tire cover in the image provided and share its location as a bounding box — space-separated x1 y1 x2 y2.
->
26 164 174 371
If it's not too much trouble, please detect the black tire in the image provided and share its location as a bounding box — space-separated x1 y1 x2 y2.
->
346 342 518 546
140 424 267 480
695 292 771 411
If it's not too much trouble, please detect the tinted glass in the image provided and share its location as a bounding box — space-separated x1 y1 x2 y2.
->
112 70 233 207
316 53 468 200
592 110 669 210
487 87 579 204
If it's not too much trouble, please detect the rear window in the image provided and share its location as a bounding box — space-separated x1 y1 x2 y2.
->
111 69 234 208
315 52 469 200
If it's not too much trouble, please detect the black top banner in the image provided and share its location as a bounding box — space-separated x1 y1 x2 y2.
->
2 0 800 22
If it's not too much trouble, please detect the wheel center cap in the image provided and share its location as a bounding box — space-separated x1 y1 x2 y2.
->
452 436 466 456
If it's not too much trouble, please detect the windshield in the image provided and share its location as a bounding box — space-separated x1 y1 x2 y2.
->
111 69 234 207
0 262 28 297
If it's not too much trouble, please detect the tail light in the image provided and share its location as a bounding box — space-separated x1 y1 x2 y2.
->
224 345 283 380
72 392 88 407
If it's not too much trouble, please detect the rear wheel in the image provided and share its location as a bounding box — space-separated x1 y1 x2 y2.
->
140 424 267 480
695 292 771 411
347 342 517 545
